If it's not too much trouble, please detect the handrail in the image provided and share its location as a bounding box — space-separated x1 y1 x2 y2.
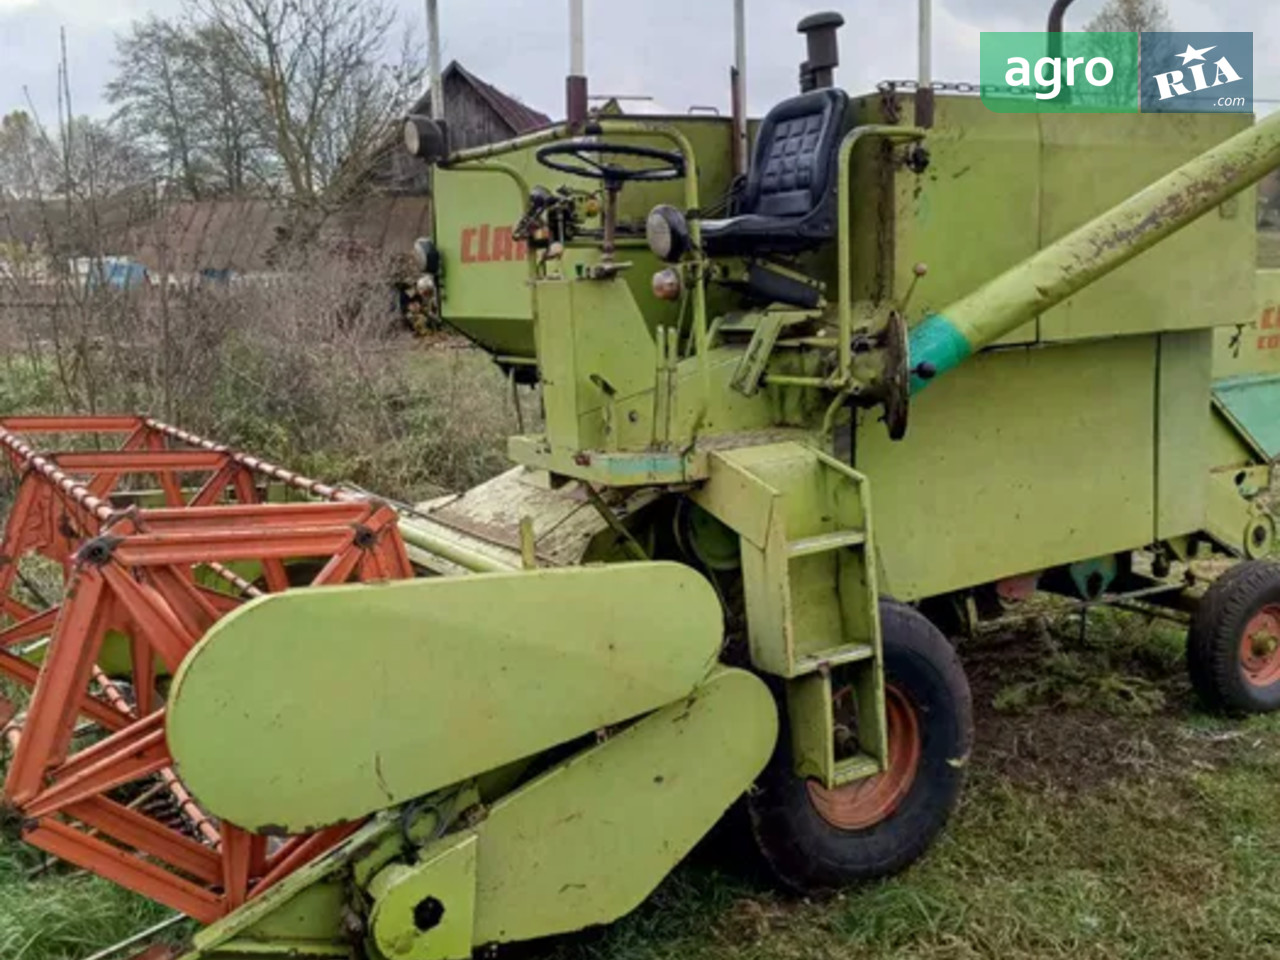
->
836 125 927 384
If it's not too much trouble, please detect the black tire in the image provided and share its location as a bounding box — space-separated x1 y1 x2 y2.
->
747 600 973 891
1188 560 1280 714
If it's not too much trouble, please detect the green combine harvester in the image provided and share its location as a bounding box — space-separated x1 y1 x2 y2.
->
3 5 1280 960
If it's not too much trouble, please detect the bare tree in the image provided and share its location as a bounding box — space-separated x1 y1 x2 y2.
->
186 0 421 203
1086 0 1172 32
109 19 265 198
107 0 420 204
109 19 205 197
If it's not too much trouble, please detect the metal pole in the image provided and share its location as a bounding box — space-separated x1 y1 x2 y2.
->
77 915 185 960
732 0 748 177
567 0 588 124
426 0 444 119
569 0 585 77
909 109 1280 390
915 0 934 127
917 0 932 88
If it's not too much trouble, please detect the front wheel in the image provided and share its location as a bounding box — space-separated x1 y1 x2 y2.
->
748 600 973 890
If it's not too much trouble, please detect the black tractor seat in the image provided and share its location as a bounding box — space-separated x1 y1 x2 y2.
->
701 87 850 257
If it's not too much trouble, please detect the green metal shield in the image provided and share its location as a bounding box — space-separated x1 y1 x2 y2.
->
167 562 724 833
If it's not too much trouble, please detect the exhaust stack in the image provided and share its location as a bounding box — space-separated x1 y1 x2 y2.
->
798 12 844 92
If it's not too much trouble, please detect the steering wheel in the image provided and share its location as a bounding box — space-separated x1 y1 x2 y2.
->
535 140 685 184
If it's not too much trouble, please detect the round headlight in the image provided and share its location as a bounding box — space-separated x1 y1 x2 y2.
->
646 205 690 263
403 115 447 162
403 118 421 156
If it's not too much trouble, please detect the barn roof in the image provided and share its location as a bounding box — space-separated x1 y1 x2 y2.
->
410 61 553 134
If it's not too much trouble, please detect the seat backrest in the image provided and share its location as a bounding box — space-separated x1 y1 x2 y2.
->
743 88 849 220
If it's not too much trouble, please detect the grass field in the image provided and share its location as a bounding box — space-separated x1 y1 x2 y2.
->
4 607 1280 960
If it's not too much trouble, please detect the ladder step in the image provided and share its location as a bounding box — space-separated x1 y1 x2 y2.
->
787 529 866 558
792 643 876 675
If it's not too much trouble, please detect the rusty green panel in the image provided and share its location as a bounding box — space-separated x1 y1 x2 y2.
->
910 110 1280 385
850 93 1040 345
1208 410 1257 472
470 668 776 946
368 836 477 960
1037 112 1254 341
1214 269 1280 380
166 563 723 833
431 166 536 357
1205 466 1273 555
534 277 660 453
859 336 1156 602
509 343 785 487
1156 330 1213 540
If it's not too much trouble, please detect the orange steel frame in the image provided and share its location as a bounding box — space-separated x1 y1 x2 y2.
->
0 416 414 923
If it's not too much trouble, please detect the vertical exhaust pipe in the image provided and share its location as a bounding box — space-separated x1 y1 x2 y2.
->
1046 0 1076 103
426 0 443 119
567 0 588 127
797 12 844 92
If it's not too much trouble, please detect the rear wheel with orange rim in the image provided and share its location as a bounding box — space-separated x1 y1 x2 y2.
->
1188 560 1280 714
748 600 973 890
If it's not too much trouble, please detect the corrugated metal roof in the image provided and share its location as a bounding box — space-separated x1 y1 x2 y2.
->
128 196 432 276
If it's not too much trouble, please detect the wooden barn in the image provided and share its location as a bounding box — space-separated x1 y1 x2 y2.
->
378 62 553 193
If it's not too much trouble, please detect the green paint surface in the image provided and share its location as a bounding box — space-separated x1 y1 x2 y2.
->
167 563 724 833
471 668 776 945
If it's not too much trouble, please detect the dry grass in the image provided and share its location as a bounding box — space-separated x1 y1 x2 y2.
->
0 254 524 503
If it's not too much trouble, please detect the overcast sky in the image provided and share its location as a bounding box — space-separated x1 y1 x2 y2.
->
1 0 1276 123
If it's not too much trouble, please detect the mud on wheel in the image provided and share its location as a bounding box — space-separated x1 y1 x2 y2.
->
748 600 973 890
1188 560 1280 714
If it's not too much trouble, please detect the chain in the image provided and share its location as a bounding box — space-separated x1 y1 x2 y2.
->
877 78 1132 107
878 78 1035 97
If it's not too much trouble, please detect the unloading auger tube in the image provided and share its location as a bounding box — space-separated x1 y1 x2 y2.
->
905 106 1280 394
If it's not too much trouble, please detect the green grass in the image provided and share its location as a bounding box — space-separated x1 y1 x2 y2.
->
529 759 1280 960
0 848 176 960
529 611 1280 960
